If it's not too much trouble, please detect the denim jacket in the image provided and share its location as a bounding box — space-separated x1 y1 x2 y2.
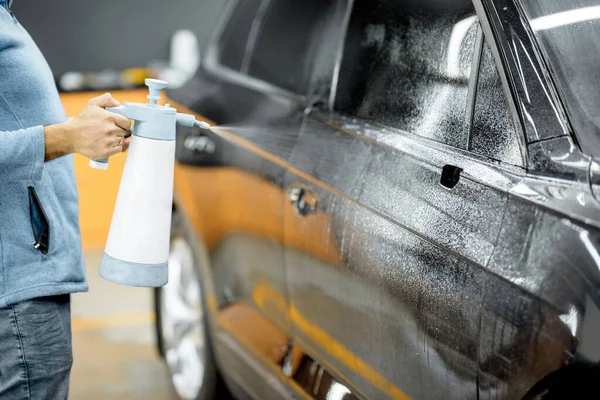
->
0 2 87 307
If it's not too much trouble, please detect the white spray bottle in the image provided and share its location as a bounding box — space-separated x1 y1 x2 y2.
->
90 78 209 287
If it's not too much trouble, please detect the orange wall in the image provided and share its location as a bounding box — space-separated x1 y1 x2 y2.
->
61 90 160 249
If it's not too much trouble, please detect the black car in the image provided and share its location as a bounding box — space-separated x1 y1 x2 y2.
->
155 0 600 399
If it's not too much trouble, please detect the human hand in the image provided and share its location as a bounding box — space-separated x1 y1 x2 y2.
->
44 93 131 161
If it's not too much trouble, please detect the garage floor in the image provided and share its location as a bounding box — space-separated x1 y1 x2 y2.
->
69 251 173 399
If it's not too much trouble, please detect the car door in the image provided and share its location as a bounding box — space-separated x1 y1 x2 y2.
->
169 0 348 397
169 1 301 397
282 1 571 399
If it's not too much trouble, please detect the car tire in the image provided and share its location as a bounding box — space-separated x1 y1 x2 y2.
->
154 210 229 400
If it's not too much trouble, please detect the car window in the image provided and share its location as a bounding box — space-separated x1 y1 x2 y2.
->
335 0 478 148
217 0 262 71
470 42 523 166
247 0 337 94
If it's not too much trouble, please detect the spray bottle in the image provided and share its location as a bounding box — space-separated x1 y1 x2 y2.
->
90 79 209 287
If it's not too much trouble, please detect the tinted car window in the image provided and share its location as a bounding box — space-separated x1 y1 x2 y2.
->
218 0 262 71
247 0 337 94
335 0 477 147
471 42 522 166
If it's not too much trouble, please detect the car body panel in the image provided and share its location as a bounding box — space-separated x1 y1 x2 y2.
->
165 0 600 398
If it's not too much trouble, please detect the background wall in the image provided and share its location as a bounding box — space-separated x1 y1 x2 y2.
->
13 0 227 77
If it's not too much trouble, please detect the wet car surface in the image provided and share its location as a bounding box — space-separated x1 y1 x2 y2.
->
156 0 600 399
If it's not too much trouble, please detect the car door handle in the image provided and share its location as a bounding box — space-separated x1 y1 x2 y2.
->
289 186 318 216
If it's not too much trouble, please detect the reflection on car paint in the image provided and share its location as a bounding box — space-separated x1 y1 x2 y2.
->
294 357 360 400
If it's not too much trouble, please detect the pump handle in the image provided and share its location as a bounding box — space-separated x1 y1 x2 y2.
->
88 106 132 170
145 79 168 105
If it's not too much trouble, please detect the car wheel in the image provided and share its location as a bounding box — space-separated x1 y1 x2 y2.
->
155 212 225 400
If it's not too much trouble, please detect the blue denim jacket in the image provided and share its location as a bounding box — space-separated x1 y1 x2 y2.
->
0 2 87 307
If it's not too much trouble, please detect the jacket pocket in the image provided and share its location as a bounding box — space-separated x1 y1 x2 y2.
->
27 186 50 254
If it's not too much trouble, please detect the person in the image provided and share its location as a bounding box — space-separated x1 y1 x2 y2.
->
0 2 131 398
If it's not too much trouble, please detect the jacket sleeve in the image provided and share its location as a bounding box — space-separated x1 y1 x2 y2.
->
0 125 45 182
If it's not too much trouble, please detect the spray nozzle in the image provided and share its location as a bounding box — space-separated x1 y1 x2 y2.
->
174 113 211 130
195 120 211 130
177 114 212 130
